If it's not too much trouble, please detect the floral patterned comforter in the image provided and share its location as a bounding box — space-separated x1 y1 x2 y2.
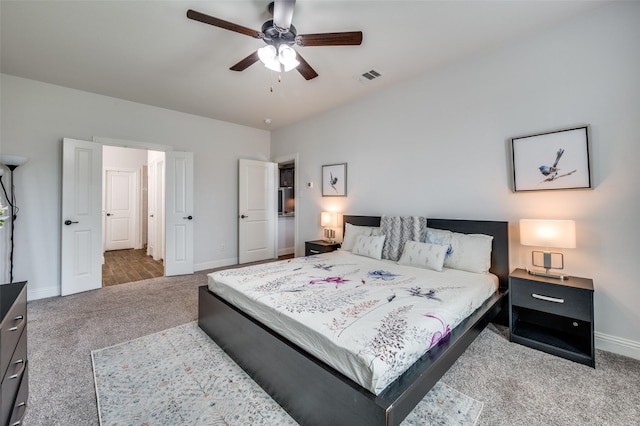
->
208 250 497 395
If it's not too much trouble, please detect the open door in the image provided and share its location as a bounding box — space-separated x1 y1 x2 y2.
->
61 138 103 296
164 151 194 276
238 159 277 264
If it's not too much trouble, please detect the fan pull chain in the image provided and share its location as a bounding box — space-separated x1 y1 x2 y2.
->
269 72 284 93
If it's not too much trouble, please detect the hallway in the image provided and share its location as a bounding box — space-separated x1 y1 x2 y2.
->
102 249 164 287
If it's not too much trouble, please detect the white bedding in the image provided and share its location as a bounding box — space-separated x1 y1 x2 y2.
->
208 250 498 395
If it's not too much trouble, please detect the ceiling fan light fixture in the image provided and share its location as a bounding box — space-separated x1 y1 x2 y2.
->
258 45 281 72
278 44 299 72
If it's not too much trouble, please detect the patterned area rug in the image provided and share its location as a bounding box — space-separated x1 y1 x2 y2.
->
92 322 482 425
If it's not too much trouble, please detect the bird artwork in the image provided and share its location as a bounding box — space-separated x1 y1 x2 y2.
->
538 148 577 183
329 172 339 193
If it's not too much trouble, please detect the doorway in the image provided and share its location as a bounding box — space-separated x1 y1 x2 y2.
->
102 145 165 287
274 153 299 258
61 138 194 296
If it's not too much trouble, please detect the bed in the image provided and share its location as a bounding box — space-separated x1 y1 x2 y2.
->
198 216 509 425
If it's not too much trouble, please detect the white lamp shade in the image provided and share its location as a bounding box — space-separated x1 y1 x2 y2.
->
520 219 576 249
320 211 338 227
0 155 29 167
258 45 281 72
278 45 299 71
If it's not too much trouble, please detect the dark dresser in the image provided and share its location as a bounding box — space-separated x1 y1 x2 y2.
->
1 282 28 425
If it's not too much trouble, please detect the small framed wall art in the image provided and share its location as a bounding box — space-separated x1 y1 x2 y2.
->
322 163 347 197
510 125 593 192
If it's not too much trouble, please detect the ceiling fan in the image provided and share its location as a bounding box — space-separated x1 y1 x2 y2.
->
187 0 363 80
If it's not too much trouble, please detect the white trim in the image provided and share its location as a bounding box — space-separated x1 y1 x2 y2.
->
278 247 294 256
595 331 640 361
195 257 238 272
27 285 60 301
93 136 173 152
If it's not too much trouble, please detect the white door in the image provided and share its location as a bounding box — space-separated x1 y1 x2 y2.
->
164 151 194 276
238 159 277 264
147 161 156 258
104 169 137 251
61 138 103 296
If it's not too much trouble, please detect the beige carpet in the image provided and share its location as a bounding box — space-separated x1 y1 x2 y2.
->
25 271 640 425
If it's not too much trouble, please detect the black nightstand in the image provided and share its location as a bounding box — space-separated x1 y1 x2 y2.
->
305 240 341 256
509 268 595 367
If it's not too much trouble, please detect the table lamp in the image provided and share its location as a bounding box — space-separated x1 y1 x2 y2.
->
320 211 338 243
520 219 576 280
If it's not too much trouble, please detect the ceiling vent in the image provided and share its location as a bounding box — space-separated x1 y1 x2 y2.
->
355 69 383 84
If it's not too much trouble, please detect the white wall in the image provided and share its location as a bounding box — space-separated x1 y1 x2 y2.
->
0 74 270 299
103 145 147 169
272 2 640 358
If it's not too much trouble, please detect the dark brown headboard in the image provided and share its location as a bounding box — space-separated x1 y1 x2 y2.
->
342 215 509 290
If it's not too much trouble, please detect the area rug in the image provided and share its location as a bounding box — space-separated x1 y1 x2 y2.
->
92 322 482 425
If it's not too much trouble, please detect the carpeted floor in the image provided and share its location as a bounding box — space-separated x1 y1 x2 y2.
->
25 271 640 425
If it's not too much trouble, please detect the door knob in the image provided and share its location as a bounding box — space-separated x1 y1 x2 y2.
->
64 220 79 226
183 215 193 220
240 214 248 219
106 213 112 216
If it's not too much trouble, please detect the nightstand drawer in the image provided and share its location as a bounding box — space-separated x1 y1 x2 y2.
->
305 240 341 256
511 279 591 322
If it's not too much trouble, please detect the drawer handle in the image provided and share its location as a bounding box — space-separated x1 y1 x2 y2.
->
8 315 25 332
9 359 26 380
10 401 27 426
532 293 565 304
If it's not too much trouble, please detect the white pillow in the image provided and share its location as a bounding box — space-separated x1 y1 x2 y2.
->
352 235 386 260
426 228 493 273
397 241 447 272
342 223 382 251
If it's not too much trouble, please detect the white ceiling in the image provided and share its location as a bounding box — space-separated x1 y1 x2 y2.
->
1 1 609 130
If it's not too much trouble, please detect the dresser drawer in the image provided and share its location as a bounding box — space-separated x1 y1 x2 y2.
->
1 330 27 425
2 329 26 385
511 279 592 322
1 287 27 378
7 362 28 426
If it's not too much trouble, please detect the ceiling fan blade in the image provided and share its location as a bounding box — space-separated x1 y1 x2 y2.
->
297 31 363 47
230 51 260 72
273 0 296 31
295 52 318 80
187 9 262 39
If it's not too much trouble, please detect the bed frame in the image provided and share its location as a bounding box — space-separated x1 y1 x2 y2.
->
198 216 509 425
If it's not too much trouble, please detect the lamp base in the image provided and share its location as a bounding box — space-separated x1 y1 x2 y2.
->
323 228 335 244
526 267 569 281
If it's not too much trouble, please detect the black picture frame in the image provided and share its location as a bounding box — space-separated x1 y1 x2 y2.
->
511 125 593 192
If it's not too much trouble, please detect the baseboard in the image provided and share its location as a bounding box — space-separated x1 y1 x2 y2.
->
27 285 60 302
595 331 640 361
195 257 238 272
278 247 294 256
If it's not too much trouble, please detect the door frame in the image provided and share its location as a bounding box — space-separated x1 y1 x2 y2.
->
93 137 181 272
273 153 299 257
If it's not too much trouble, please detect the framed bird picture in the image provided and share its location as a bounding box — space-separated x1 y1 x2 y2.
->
510 125 593 192
322 163 347 197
